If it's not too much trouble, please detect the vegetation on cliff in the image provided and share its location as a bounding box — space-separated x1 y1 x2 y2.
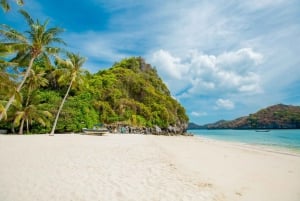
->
89 57 188 128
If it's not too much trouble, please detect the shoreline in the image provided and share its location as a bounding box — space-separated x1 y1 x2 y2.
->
191 135 300 157
2 132 300 156
188 129 300 155
0 134 300 201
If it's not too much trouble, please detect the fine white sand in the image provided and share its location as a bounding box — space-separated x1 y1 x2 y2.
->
0 134 299 201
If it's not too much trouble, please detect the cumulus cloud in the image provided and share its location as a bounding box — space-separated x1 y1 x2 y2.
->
149 48 264 99
215 99 235 110
151 50 186 79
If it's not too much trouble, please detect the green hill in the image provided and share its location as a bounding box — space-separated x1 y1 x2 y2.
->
204 104 300 129
87 57 189 130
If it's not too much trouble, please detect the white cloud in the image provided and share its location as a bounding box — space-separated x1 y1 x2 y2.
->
149 48 263 99
217 48 263 69
191 111 208 117
215 99 235 110
151 50 185 79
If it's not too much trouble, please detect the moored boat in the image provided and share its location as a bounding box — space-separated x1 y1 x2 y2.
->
82 127 109 135
255 130 270 132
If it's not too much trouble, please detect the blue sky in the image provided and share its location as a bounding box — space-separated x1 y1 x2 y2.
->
1 0 300 124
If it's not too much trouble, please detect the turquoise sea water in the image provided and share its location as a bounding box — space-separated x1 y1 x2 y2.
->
188 129 300 152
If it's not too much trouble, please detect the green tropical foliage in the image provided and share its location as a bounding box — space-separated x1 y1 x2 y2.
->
0 9 189 134
0 9 65 121
13 93 52 134
88 57 188 128
50 52 87 135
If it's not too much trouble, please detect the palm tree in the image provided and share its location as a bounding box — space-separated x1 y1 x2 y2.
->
1 0 23 12
0 9 65 121
50 52 86 135
13 64 50 134
14 99 52 134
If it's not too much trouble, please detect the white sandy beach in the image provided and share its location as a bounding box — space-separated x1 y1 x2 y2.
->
0 134 299 201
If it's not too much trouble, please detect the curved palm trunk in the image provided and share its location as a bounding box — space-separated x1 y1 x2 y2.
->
50 79 73 136
0 57 35 121
26 119 29 134
19 118 25 135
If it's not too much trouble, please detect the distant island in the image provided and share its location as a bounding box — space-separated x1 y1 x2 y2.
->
189 104 300 129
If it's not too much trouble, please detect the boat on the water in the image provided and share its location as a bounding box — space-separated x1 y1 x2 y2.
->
255 130 270 132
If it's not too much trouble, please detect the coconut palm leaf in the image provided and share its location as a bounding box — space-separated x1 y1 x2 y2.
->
0 104 6 120
0 9 65 121
0 0 9 12
19 9 34 26
0 24 27 42
13 111 24 126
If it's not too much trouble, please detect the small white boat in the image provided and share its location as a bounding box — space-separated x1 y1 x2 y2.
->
82 127 109 135
255 130 270 132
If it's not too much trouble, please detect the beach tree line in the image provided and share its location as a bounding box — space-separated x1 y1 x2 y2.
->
0 8 93 134
0 8 189 134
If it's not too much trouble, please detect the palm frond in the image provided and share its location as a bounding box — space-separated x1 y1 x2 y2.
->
19 9 34 26
0 0 10 12
10 50 30 66
50 37 67 46
0 24 27 42
38 52 51 68
0 103 7 120
43 111 52 118
26 68 49 92
4 42 29 51
44 27 65 37
13 111 24 126
0 60 19 68
35 110 52 126
55 55 72 68
14 89 22 104
44 47 61 55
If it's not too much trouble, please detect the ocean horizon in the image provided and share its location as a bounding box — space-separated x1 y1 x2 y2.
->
188 129 300 152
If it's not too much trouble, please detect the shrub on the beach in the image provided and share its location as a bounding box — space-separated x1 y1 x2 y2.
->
54 92 99 133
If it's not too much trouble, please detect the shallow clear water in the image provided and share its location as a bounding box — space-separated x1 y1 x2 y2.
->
188 129 300 151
